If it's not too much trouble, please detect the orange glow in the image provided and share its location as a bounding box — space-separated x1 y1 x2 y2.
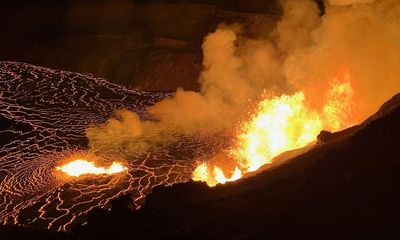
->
193 163 242 187
193 71 356 187
323 71 356 131
56 159 127 177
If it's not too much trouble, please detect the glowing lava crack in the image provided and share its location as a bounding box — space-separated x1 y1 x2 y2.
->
0 62 218 232
56 160 127 177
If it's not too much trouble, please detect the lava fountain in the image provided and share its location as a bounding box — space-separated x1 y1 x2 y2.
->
56 159 127 177
193 70 356 186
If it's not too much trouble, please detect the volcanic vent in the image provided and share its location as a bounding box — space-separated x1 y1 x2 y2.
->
2 0 400 237
80 0 400 189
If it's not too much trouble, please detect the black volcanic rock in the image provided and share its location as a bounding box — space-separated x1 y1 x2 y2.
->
317 130 333 144
0 225 70 240
74 93 400 239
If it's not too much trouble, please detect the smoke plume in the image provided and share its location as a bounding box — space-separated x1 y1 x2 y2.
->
87 0 400 154
329 0 376 6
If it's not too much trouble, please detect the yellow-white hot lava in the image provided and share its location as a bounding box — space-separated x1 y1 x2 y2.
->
56 159 127 177
193 71 356 187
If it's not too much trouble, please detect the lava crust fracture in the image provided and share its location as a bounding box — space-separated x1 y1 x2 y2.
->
0 62 227 231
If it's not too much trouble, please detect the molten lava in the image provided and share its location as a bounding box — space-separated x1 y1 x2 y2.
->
193 163 242 187
56 159 127 177
193 71 356 187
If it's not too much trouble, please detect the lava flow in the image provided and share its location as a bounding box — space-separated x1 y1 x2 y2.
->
56 159 127 177
193 71 356 187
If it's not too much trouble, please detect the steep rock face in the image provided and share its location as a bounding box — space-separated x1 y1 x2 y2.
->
0 0 279 91
74 93 400 239
133 50 203 91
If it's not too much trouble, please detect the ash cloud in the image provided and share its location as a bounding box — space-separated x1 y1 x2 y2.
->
87 0 400 154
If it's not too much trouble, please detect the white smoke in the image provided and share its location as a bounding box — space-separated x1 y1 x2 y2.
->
87 0 400 154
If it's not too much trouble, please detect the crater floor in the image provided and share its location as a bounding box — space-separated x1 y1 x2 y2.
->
0 62 227 231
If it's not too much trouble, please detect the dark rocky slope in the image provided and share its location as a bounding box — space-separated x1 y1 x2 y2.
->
0 0 279 91
70 93 400 239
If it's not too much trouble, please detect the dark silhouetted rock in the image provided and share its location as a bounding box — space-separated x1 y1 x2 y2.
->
111 194 136 216
317 130 333 144
0 225 70 240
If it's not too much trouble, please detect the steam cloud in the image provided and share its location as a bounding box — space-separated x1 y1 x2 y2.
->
87 0 400 154
329 0 376 6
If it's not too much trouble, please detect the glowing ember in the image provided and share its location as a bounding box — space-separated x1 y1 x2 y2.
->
323 72 356 131
193 71 356 187
56 159 127 177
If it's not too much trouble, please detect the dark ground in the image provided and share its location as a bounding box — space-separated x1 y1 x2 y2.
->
2 92 400 239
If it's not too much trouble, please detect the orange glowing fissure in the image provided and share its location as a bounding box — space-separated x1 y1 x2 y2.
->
56 159 127 177
193 71 356 187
